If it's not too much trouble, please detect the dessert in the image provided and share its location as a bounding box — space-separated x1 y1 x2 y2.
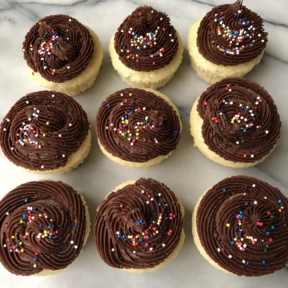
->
192 175 288 276
0 90 91 174
190 77 281 168
23 14 103 96
187 0 268 83
0 180 90 276
109 6 183 89
94 178 185 272
95 88 181 167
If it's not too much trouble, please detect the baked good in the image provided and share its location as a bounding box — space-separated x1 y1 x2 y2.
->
190 77 281 168
94 178 185 272
95 88 181 167
0 180 90 276
23 14 103 96
109 5 183 89
0 90 91 174
192 175 288 276
187 0 268 83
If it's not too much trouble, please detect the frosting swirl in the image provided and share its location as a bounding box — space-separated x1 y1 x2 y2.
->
197 0 268 65
96 88 181 163
94 178 183 269
114 6 179 71
0 90 89 171
197 77 281 163
23 14 94 82
0 180 87 276
195 176 288 276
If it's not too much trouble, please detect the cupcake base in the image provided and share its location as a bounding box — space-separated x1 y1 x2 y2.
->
26 28 103 96
190 99 273 168
109 32 183 89
187 19 264 84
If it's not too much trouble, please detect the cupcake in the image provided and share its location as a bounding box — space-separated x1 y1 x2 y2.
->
0 180 90 276
94 178 185 272
190 77 281 168
23 14 103 96
95 88 181 167
187 0 268 83
109 6 183 89
192 175 288 276
0 90 91 173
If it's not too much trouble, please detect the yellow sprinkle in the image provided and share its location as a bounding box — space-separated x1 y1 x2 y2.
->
46 122 49 125
105 126 109 130
127 56 130 59
127 130 130 133
129 93 132 96
21 248 25 253
38 214 42 217
11 236 15 239
20 220 23 223
43 133 46 137
226 223 230 228
25 232 29 236
19 242 22 246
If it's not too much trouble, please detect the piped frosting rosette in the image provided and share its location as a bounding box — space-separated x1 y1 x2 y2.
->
114 6 179 71
23 14 94 82
0 181 88 276
196 77 280 163
194 176 288 276
94 178 184 270
0 90 89 172
197 0 268 65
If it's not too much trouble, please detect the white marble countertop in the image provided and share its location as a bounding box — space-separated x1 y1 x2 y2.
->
0 0 287 287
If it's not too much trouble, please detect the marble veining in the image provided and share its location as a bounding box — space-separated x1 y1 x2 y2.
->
0 0 287 287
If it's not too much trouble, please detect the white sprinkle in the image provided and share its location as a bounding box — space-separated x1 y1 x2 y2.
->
217 248 221 252
146 201 149 204
74 245 78 249
252 184 256 187
143 107 146 111
70 240 74 244
62 154 65 158
3 244 7 248
111 248 115 252
51 94 55 97
162 243 166 247
3 128 6 131
58 134 62 137
141 190 145 194
133 250 136 254
228 255 233 259
33 264 37 268
265 130 269 134
236 141 239 145
149 247 153 251
5 212 9 215
254 201 258 205
10 147 14 151
130 142 134 146
264 196 268 200
26 101 29 104
242 260 246 264
69 18 72 22
41 165 44 169
150 198 154 201
251 154 254 158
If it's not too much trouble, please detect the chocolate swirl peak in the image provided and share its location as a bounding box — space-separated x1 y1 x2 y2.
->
195 176 288 276
0 181 87 276
114 6 179 71
197 0 268 65
197 77 281 163
94 178 183 269
0 90 89 171
96 88 181 163
23 14 94 82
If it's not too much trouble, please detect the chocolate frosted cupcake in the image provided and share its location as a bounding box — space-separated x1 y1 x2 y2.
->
94 178 185 272
0 180 90 276
95 88 181 167
190 77 281 168
192 175 288 276
187 0 268 83
110 6 183 89
23 14 103 96
0 90 91 173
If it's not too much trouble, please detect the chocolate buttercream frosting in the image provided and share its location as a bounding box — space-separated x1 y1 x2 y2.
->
96 88 181 163
0 180 87 276
196 77 281 163
114 6 179 71
0 90 89 171
197 0 268 65
23 14 94 82
196 176 288 276
94 178 183 269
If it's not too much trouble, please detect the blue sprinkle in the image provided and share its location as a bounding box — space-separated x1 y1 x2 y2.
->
107 104 111 108
266 231 270 235
222 188 226 192
262 260 266 264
